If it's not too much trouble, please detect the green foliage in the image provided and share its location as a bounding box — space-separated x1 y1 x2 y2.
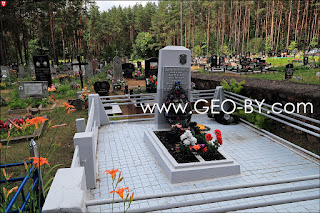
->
220 79 245 94
309 37 318 49
265 35 272 53
132 32 156 59
236 109 271 129
9 98 30 109
288 41 297 51
194 45 202 57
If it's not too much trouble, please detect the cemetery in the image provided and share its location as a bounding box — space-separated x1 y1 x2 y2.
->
0 1 320 213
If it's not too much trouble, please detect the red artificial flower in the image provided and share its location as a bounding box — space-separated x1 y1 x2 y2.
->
205 133 213 141
214 129 221 137
192 144 201 151
217 135 223 145
202 147 208 152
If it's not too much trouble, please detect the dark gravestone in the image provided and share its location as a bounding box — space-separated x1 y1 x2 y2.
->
94 81 110 96
285 64 294 79
303 56 308 65
145 57 158 78
207 56 211 64
246 52 250 58
122 63 134 78
211 55 218 67
277 52 281 57
219 56 225 66
137 61 142 70
33 55 52 86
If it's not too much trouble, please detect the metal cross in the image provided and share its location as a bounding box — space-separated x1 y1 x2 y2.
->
114 49 119 56
72 55 88 89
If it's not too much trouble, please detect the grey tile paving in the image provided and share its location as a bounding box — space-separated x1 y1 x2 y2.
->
88 115 320 213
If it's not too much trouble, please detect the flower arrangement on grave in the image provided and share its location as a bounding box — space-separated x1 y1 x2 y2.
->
48 84 56 92
0 83 6 89
160 82 223 161
191 82 196 90
0 114 37 139
80 87 90 101
146 75 157 89
164 82 192 126
113 80 126 91
1 102 76 211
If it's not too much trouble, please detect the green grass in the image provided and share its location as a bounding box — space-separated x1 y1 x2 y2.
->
243 68 320 84
266 56 320 67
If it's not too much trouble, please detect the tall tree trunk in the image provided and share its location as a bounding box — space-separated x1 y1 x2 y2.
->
303 0 309 50
49 2 57 64
270 0 275 49
200 0 204 46
206 3 211 56
36 9 43 54
276 2 283 52
0 8 6 65
286 0 292 49
221 1 225 53
294 0 300 43
180 0 183 46
185 7 187 47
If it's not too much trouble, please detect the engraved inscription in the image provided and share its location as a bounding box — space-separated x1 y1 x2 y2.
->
163 67 190 97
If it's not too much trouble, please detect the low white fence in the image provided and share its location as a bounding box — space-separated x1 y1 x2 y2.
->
43 94 110 212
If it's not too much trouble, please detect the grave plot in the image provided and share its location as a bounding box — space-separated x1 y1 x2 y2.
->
0 114 47 142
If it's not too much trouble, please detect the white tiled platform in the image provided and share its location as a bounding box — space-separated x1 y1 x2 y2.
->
89 115 320 213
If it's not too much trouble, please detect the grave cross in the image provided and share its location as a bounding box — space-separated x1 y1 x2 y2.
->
114 49 119 56
72 55 88 89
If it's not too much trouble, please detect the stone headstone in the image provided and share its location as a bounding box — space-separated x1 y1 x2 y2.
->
137 61 142 69
28 64 35 76
122 63 134 78
285 64 294 79
303 56 308 65
211 55 218 67
33 55 52 86
145 58 158 78
18 81 48 98
91 60 99 72
1 66 9 78
62 64 69 71
219 56 225 66
94 81 110 96
19 64 24 78
155 46 191 129
112 56 123 84
72 60 85 74
85 61 93 78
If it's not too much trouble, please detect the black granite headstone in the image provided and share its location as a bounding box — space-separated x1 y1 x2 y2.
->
94 81 110 96
33 55 52 86
285 64 294 79
211 55 218 67
219 56 225 66
122 63 134 78
145 57 158 78
303 56 308 65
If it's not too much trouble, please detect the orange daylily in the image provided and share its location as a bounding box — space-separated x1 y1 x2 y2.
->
67 109 76 114
105 169 119 178
49 123 67 129
110 187 129 200
26 117 48 129
29 157 50 168
63 102 75 110
2 168 13 180
3 186 18 198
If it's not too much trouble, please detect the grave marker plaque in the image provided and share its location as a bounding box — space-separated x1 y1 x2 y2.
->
303 56 308 65
285 64 294 79
33 55 52 86
145 57 158 78
155 46 191 129
211 55 218 67
18 81 48 98
122 63 134 78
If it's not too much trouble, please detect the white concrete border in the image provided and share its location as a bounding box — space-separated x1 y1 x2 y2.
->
144 129 241 183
